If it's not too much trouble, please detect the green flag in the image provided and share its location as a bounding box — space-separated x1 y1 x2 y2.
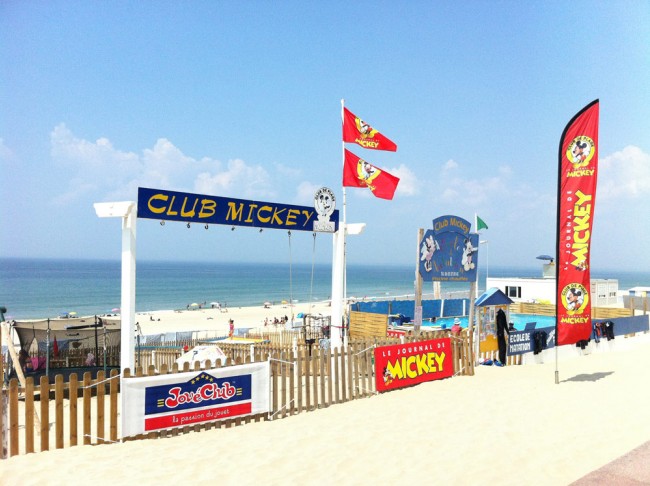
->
476 215 488 231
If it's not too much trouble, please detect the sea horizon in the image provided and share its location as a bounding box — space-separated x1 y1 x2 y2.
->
1 257 648 320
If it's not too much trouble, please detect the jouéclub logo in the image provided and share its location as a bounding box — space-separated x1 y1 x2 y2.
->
143 372 252 431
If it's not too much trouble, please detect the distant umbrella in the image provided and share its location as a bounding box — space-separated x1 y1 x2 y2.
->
68 311 77 316
536 255 554 262
111 308 120 313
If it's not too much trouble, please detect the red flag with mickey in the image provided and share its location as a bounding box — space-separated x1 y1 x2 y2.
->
343 149 400 200
342 107 397 152
556 99 599 346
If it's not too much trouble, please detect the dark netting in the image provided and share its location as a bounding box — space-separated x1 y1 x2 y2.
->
11 316 121 366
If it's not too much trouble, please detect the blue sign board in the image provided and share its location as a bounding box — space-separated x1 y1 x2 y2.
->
137 187 339 232
507 326 556 356
418 215 479 282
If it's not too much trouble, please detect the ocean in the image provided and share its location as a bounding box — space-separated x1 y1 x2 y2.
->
1 258 648 320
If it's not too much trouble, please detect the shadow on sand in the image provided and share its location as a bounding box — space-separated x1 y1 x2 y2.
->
562 371 614 383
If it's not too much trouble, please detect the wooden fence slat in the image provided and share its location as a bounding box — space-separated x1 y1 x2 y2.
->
97 370 106 444
110 369 119 443
83 372 92 445
333 348 340 404
311 347 319 410
9 379 18 456
296 349 303 413
319 348 326 407
40 375 49 452
271 352 278 419
25 377 35 454
69 373 78 447
305 349 311 411
289 360 295 416
280 350 287 419
55 374 64 449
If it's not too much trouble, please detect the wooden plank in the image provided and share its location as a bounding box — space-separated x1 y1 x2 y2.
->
296 349 303 413
9 379 18 456
353 343 360 399
110 369 119 443
280 350 287 419
305 349 311 411
333 347 340 404
55 374 64 449
271 352 278 419
311 347 318 410
325 348 333 407
289 360 295 416
69 373 78 447
319 347 326 408
40 375 49 452
96 371 106 444
83 372 91 445
25 377 34 454
339 346 347 402
346 344 354 401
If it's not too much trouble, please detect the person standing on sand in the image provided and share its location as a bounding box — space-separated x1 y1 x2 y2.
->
228 319 234 338
496 308 509 364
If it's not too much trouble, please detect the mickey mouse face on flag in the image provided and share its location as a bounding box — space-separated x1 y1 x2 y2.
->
567 135 595 168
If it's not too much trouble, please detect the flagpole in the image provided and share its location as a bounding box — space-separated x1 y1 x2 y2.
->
341 99 347 318
473 213 479 365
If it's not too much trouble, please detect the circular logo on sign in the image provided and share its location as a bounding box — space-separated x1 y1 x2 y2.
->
561 282 589 314
566 135 595 168
314 187 335 219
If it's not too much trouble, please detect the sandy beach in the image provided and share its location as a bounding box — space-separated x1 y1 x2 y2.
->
134 300 334 336
2 300 649 484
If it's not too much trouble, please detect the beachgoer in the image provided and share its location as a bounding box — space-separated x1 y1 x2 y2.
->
228 319 234 338
451 318 462 335
496 308 509 364
18 349 33 373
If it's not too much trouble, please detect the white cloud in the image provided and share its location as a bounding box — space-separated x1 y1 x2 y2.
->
598 145 650 200
391 164 418 197
443 159 458 171
295 181 321 205
194 159 273 199
49 124 274 204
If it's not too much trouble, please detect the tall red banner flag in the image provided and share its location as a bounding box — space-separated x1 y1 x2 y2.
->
343 149 400 200
556 99 599 346
342 107 397 152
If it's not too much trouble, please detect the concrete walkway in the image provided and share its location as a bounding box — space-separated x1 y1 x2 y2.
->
572 440 650 485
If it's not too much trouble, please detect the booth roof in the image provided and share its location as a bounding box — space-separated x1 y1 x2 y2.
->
475 287 514 307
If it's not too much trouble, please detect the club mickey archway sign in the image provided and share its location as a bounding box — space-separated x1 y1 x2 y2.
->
137 187 339 232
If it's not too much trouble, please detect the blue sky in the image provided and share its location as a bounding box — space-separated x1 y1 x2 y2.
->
1 1 649 271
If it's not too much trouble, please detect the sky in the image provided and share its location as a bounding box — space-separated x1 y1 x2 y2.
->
1 1 649 272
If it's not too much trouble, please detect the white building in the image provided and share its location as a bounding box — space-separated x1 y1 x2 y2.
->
487 262 618 306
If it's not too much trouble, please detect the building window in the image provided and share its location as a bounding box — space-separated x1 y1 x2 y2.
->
506 286 521 298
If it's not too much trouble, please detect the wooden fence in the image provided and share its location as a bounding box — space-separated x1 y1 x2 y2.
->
510 302 633 319
1 331 472 457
